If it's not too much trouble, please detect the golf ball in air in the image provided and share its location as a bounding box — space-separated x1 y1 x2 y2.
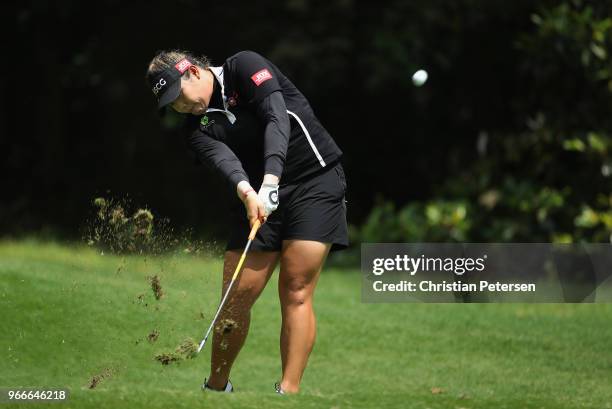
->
412 69 428 86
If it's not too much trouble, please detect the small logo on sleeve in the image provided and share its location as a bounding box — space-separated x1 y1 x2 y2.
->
175 59 192 74
251 69 273 86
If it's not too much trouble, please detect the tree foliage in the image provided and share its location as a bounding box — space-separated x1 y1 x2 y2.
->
360 0 612 243
4 0 611 243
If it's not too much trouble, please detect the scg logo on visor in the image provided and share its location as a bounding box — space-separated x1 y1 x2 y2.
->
152 78 167 95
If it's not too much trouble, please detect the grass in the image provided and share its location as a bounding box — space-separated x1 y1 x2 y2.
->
1 239 611 408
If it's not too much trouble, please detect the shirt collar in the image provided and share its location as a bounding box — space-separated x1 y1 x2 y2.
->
208 73 224 110
206 66 236 124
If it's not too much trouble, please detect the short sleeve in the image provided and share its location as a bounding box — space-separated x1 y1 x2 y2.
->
234 51 282 104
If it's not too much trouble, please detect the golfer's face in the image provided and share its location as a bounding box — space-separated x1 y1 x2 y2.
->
171 70 211 115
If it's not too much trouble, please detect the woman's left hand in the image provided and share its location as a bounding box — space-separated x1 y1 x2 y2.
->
258 183 279 216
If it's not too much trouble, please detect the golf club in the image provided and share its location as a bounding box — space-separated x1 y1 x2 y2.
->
197 219 262 353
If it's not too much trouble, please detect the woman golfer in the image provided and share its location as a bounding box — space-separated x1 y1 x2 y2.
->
146 50 348 394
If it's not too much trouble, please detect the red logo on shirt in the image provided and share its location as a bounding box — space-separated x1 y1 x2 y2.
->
251 69 273 86
175 59 192 74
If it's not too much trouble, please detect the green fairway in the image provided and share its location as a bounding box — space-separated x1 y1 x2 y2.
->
1 240 611 409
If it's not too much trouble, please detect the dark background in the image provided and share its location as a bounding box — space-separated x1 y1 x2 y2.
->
3 0 612 243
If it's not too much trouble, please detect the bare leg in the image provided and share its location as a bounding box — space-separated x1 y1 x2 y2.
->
206 250 279 390
278 240 331 394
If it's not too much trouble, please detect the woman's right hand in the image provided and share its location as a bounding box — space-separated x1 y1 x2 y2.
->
243 190 267 228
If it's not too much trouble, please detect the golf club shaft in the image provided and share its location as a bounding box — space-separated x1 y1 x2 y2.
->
197 219 261 353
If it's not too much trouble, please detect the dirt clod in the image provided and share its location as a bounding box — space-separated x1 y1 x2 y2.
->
88 368 114 389
84 196 222 256
133 209 154 239
154 338 198 366
175 338 198 358
217 318 238 334
155 353 180 366
148 330 159 343
149 275 164 300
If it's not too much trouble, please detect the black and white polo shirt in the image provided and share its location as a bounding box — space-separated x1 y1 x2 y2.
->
183 50 343 189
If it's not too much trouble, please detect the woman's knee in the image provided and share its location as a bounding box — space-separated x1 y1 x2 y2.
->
231 284 261 309
279 276 313 306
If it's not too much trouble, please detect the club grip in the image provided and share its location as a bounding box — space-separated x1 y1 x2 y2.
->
248 219 261 241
